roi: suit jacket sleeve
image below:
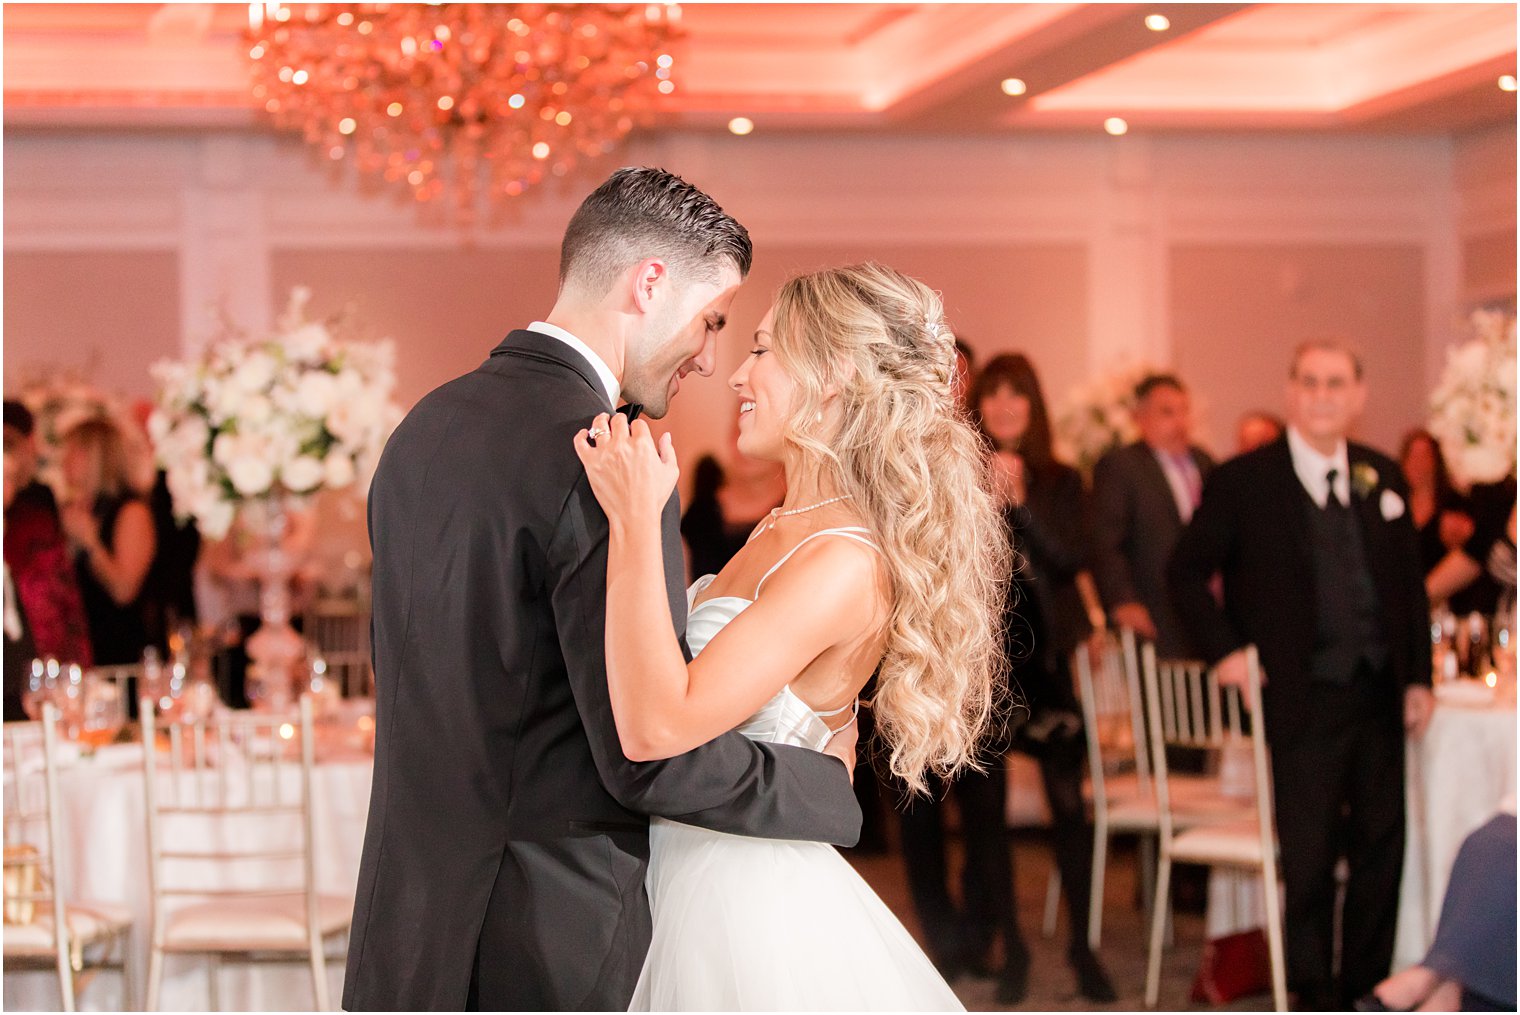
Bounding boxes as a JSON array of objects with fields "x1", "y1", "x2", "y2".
[
  {"x1": 1386, "y1": 470, "x2": 1433, "y2": 690},
  {"x1": 547, "y1": 474, "x2": 862, "y2": 847},
  {"x1": 1090, "y1": 452, "x2": 1140, "y2": 609},
  {"x1": 1167, "y1": 467, "x2": 1244, "y2": 666}
]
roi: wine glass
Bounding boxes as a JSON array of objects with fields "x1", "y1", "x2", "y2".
[
  {"x1": 77, "y1": 672, "x2": 126, "y2": 749},
  {"x1": 21, "y1": 658, "x2": 53, "y2": 720},
  {"x1": 53, "y1": 663, "x2": 85, "y2": 740}
]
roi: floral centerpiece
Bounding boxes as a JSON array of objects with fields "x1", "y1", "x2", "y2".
[
  {"x1": 149, "y1": 286, "x2": 402, "y2": 707},
  {"x1": 1427, "y1": 308, "x2": 1517, "y2": 488},
  {"x1": 149, "y1": 287, "x2": 401, "y2": 539},
  {"x1": 1054, "y1": 361, "x2": 1158, "y2": 476}
]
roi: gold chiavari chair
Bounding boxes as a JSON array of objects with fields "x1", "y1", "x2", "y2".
[
  {"x1": 3, "y1": 703, "x2": 134, "y2": 1010},
  {"x1": 140, "y1": 695, "x2": 352, "y2": 1011},
  {"x1": 1140, "y1": 644, "x2": 1287, "y2": 1012}
]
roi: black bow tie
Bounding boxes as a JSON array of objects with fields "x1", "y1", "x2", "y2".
[{"x1": 618, "y1": 403, "x2": 643, "y2": 423}]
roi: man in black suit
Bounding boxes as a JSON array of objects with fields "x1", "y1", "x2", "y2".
[
  {"x1": 344, "y1": 168, "x2": 861, "y2": 1012},
  {"x1": 1169, "y1": 341, "x2": 1433, "y2": 1010},
  {"x1": 1091, "y1": 374, "x2": 1214, "y2": 658}
]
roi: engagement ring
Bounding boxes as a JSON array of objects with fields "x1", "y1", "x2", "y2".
[{"x1": 587, "y1": 427, "x2": 611, "y2": 441}]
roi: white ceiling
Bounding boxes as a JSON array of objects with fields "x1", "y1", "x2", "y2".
[{"x1": 3, "y1": 3, "x2": 1514, "y2": 134}]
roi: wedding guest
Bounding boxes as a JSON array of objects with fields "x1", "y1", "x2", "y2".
[
  {"x1": 1236, "y1": 410, "x2": 1284, "y2": 455},
  {"x1": 1091, "y1": 373, "x2": 1214, "y2": 657},
  {"x1": 4, "y1": 446, "x2": 36, "y2": 721},
  {"x1": 679, "y1": 423, "x2": 784, "y2": 581},
  {"x1": 1356, "y1": 812, "x2": 1516, "y2": 1012},
  {"x1": 59, "y1": 418, "x2": 156, "y2": 665},
  {"x1": 897, "y1": 353, "x2": 1115, "y2": 1003},
  {"x1": 1170, "y1": 340, "x2": 1432, "y2": 1011},
  {"x1": 2, "y1": 400, "x2": 92, "y2": 666},
  {"x1": 1398, "y1": 430, "x2": 1489, "y2": 613},
  {"x1": 1426, "y1": 477, "x2": 1517, "y2": 613},
  {"x1": 130, "y1": 400, "x2": 201, "y2": 654}
]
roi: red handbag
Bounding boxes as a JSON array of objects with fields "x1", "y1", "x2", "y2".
[{"x1": 1190, "y1": 928, "x2": 1273, "y2": 1004}]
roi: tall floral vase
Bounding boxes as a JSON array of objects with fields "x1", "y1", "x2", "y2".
[{"x1": 242, "y1": 496, "x2": 306, "y2": 711}]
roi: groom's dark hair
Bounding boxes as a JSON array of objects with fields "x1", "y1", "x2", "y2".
[{"x1": 559, "y1": 167, "x2": 753, "y2": 298}]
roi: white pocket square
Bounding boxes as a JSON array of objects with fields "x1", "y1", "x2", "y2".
[{"x1": 1380, "y1": 489, "x2": 1406, "y2": 521}]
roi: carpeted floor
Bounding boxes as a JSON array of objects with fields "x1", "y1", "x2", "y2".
[{"x1": 844, "y1": 831, "x2": 1275, "y2": 1012}]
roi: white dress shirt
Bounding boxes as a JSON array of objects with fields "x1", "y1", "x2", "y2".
[
  {"x1": 529, "y1": 320, "x2": 621, "y2": 408},
  {"x1": 1287, "y1": 426, "x2": 1351, "y2": 508},
  {"x1": 1152, "y1": 446, "x2": 1203, "y2": 523}
]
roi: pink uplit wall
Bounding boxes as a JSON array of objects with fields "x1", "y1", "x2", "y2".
[
  {"x1": 1456, "y1": 125, "x2": 1517, "y2": 307},
  {"x1": 4, "y1": 128, "x2": 1508, "y2": 504},
  {"x1": 270, "y1": 247, "x2": 563, "y2": 409},
  {"x1": 4, "y1": 250, "x2": 180, "y2": 398},
  {"x1": 1169, "y1": 243, "x2": 1426, "y2": 455}
]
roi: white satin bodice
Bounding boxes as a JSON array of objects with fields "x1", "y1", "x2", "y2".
[{"x1": 686, "y1": 574, "x2": 840, "y2": 753}]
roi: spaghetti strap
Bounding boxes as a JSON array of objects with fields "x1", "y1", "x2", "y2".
[{"x1": 754, "y1": 527, "x2": 878, "y2": 599}]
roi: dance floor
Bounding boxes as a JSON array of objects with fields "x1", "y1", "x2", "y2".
[{"x1": 845, "y1": 832, "x2": 1268, "y2": 1012}]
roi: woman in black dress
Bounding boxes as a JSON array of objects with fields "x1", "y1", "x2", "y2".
[{"x1": 58, "y1": 418, "x2": 156, "y2": 665}]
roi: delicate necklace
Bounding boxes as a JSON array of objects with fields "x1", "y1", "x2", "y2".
[{"x1": 759, "y1": 494, "x2": 853, "y2": 532}]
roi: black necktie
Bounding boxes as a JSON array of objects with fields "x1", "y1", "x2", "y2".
[
  {"x1": 618, "y1": 403, "x2": 643, "y2": 423},
  {"x1": 1325, "y1": 468, "x2": 1343, "y2": 510}
]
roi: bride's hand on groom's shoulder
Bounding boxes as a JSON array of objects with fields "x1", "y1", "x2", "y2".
[{"x1": 573, "y1": 411, "x2": 681, "y2": 525}]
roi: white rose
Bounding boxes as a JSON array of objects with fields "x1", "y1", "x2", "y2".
[
  {"x1": 207, "y1": 380, "x2": 246, "y2": 424},
  {"x1": 227, "y1": 455, "x2": 274, "y2": 497},
  {"x1": 211, "y1": 432, "x2": 241, "y2": 467},
  {"x1": 234, "y1": 351, "x2": 277, "y2": 394},
  {"x1": 323, "y1": 451, "x2": 356, "y2": 489},
  {"x1": 281, "y1": 455, "x2": 325, "y2": 493},
  {"x1": 241, "y1": 394, "x2": 273, "y2": 426},
  {"x1": 294, "y1": 371, "x2": 337, "y2": 419},
  {"x1": 199, "y1": 498, "x2": 236, "y2": 540},
  {"x1": 282, "y1": 323, "x2": 330, "y2": 362}
]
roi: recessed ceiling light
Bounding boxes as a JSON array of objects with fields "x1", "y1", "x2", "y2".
[
  {"x1": 1104, "y1": 117, "x2": 1129, "y2": 136},
  {"x1": 1144, "y1": 13, "x2": 1170, "y2": 31},
  {"x1": 1000, "y1": 78, "x2": 1027, "y2": 97},
  {"x1": 1500, "y1": 75, "x2": 1518, "y2": 93},
  {"x1": 728, "y1": 117, "x2": 755, "y2": 136}
]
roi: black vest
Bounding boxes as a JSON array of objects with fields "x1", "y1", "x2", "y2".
[{"x1": 1305, "y1": 489, "x2": 1388, "y2": 683}]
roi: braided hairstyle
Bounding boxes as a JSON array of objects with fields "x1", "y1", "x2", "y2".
[{"x1": 769, "y1": 262, "x2": 1010, "y2": 794}]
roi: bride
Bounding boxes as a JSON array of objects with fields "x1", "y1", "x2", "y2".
[{"x1": 574, "y1": 262, "x2": 1010, "y2": 1010}]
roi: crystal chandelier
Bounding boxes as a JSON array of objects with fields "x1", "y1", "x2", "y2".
[{"x1": 246, "y1": 4, "x2": 681, "y2": 218}]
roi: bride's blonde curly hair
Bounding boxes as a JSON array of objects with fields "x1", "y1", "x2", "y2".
[{"x1": 770, "y1": 262, "x2": 1010, "y2": 795}]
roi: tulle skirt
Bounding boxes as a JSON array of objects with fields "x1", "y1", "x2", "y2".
[{"x1": 629, "y1": 818, "x2": 964, "y2": 1011}]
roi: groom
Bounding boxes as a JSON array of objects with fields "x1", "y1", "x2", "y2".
[{"x1": 344, "y1": 168, "x2": 862, "y2": 1011}]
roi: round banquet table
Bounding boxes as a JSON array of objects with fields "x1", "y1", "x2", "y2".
[
  {"x1": 1392, "y1": 682, "x2": 1517, "y2": 970},
  {"x1": 5, "y1": 731, "x2": 373, "y2": 1011}
]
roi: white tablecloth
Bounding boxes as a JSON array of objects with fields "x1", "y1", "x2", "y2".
[
  {"x1": 1393, "y1": 690, "x2": 1517, "y2": 969},
  {"x1": 5, "y1": 740, "x2": 372, "y2": 1011}
]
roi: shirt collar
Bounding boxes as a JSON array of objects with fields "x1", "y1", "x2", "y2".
[
  {"x1": 529, "y1": 320, "x2": 620, "y2": 408},
  {"x1": 1286, "y1": 426, "x2": 1350, "y2": 507}
]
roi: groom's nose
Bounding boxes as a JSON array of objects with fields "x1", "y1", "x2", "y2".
[{"x1": 690, "y1": 330, "x2": 717, "y2": 378}]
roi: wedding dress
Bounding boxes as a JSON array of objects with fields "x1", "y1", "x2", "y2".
[{"x1": 629, "y1": 529, "x2": 964, "y2": 1011}]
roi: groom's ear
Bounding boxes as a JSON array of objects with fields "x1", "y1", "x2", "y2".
[{"x1": 629, "y1": 258, "x2": 669, "y2": 314}]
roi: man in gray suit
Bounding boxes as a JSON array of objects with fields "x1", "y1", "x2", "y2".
[{"x1": 1090, "y1": 374, "x2": 1214, "y2": 658}]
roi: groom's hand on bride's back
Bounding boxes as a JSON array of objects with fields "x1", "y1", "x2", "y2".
[{"x1": 822, "y1": 719, "x2": 859, "y2": 783}]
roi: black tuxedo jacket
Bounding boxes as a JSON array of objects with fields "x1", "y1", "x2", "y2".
[
  {"x1": 343, "y1": 330, "x2": 860, "y2": 1011},
  {"x1": 1090, "y1": 440, "x2": 1214, "y2": 657},
  {"x1": 1167, "y1": 435, "x2": 1431, "y2": 742}
]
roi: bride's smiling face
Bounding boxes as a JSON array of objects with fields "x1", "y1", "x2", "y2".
[{"x1": 728, "y1": 307, "x2": 795, "y2": 462}]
